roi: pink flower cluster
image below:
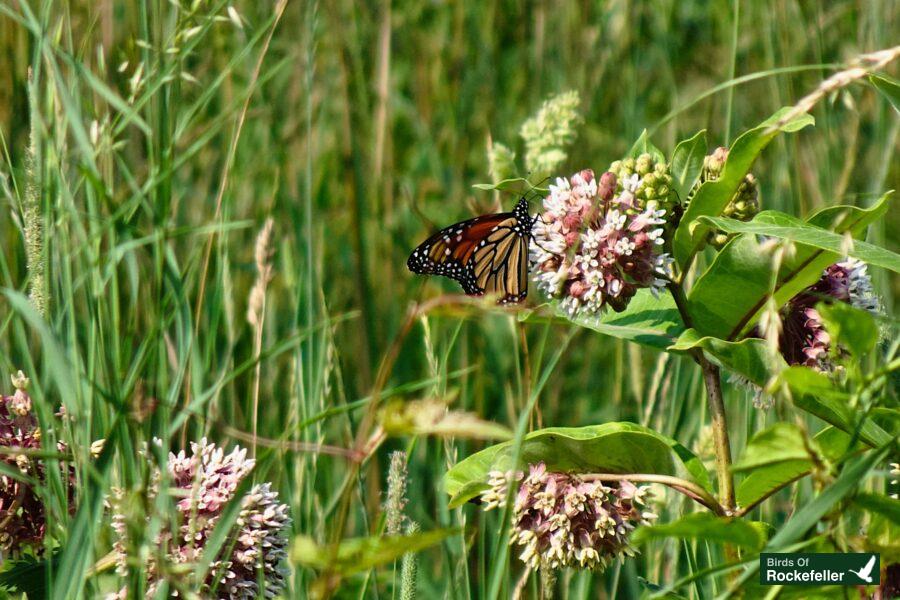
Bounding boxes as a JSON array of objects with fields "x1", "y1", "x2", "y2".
[
  {"x1": 481, "y1": 463, "x2": 656, "y2": 571},
  {"x1": 530, "y1": 169, "x2": 671, "y2": 315},
  {"x1": 777, "y1": 259, "x2": 879, "y2": 368},
  {"x1": 110, "y1": 438, "x2": 290, "y2": 599}
]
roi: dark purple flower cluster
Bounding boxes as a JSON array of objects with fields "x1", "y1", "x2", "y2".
[
  {"x1": 0, "y1": 372, "x2": 75, "y2": 555},
  {"x1": 776, "y1": 259, "x2": 879, "y2": 368}
]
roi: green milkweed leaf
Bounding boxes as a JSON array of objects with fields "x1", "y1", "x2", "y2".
[
  {"x1": 779, "y1": 367, "x2": 893, "y2": 447},
  {"x1": 731, "y1": 424, "x2": 856, "y2": 510},
  {"x1": 528, "y1": 289, "x2": 685, "y2": 350},
  {"x1": 764, "y1": 444, "x2": 891, "y2": 550},
  {"x1": 443, "y1": 422, "x2": 709, "y2": 508},
  {"x1": 627, "y1": 129, "x2": 666, "y2": 163},
  {"x1": 669, "y1": 329, "x2": 786, "y2": 387},
  {"x1": 815, "y1": 301, "x2": 879, "y2": 359},
  {"x1": 699, "y1": 211, "x2": 900, "y2": 274},
  {"x1": 669, "y1": 129, "x2": 708, "y2": 201}
]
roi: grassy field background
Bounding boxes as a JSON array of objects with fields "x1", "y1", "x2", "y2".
[{"x1": 0, "y1": 0, "x2": 897, "y2": 597}]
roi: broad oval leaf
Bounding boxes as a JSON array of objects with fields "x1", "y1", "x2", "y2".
[
  {"x1": 669, "y1": 329, "x2": 786, "y2": 387},
  {"x1": 672, "y1": 107, "x2": 814, "y2": 269},
  {"x1": 669, "y1": 129, "x2": 707, "y2": 201},
  {"x1": 632, "y1": 513, "x2": 768, "y2": 551},
  {"x1": 733, "y1": 423, "x2": 813, "y2": 510},
  {"x1": 686, "y1": 194, "x2": 890, "y2": 340},
  {"x1": 732, "y1": 423, "x2": 812, "y2": 473},
  {"x1": 443, "y1": 422, "x2": 709, "y2": 508},
  {"x1": 528, "y1": 289, "x2": 684, "y2": 350}
]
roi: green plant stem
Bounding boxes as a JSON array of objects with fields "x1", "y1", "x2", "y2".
[
  {"x1": 667, "y1": 281, "x2": 735, "y2": 513},
  {"x1": 581, "y1": 473, "x2": 726, "y2": 516},
  {"x1": 668, "y1": 279, "x2": 738, "y2": 569},
  {"x1": 696, "y1": 357, "x2": 735, "y2": 514}
]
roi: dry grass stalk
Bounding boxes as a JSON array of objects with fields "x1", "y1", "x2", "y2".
[
  {"x1": 248, "y1": 217, "x2": 275, "y2": 457},
  {"x1": 768, "y1": 45, "x2": 900, "y2": 133}
]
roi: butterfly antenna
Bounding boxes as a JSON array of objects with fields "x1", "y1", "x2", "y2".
[{"x1": 522, "y1": 176, "x2": 551, "y2": 202}]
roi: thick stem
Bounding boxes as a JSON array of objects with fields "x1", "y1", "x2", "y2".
[
  {"x1": 581, "y1": 473, "x2": 726, "y2": 516},
  {"x1": 668, "y1": 280, "x2": 735, "y2": 511},
  {"x1": 697, "y1": 354, "x2": 736, "y2": 513}
]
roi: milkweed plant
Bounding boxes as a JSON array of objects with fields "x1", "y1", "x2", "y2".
[
  {"x1": 0, "y1": 2, "x2": 898, "y2": 596},
  {"x1": 443, "y1": 83, "x2": 900, "y2": 593}
]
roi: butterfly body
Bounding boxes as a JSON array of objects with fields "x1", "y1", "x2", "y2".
[{"x1": 407, "y1": 198, "x2": 533, "y2": 304}]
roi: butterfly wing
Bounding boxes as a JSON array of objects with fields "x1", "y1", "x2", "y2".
[
  {"x1": 469, "y1": 216, "x2": 530, "y2": 303},
  {"x1": 407, "y1": 201, "x2": 531, "y2": 303}
]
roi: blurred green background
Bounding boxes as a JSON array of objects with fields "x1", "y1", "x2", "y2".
[{"x1": 0, "y1": 0, "x2": 897, "y2": 597}]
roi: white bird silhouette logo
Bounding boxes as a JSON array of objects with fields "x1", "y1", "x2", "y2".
[{"x1": 848, "y1": 555, "x2": 877, "y2": 583}]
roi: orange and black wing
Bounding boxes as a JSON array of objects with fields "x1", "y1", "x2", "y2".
[{"x1": 407, "y1": 199, "x2": 533, "y2": 303}]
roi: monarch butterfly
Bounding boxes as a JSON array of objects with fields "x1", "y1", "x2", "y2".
[{"x1": 407, "y1": 198, "x2": 534, "y2": 304}]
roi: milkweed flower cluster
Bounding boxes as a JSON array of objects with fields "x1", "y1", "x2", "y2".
[
  {"x1": 530, "y1": 166, "x2": 673, "y2": 315},
  {"x1": 480, "y1": 463, "x2": 656, "y2": 571},
  {"x1": 745, "y1": 258, "x2": 880, "y2": 409},
  {"x1": 776, "y1": 259, "x2": 879, "y2": 368},
  {"x1": 109, "y1": 438, "x2": 290, "y2": 599},
  {"x1": 0, "y1": 372, "x2": 75, "y2": 555}
]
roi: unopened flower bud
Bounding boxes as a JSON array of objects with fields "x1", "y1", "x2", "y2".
[
  {"x1": 10, "y1": 371, "x2": 29, "y2": 391},
  {"x1": 90, "y1": 439, "x2": 106, "y2": 458},
  {"x1": 704, "y1": 146, "x2": 728, "y2": 178},
  {"x1": 635, "y1": 154, "x2": 653, "y2": 175},
  {"x1": 598, "y1": 171, "x2": 617, "y2": 200}
]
